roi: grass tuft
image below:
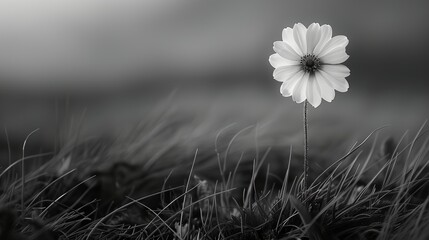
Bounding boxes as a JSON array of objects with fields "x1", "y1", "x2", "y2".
[{"x1": 1, "y1": 107, "x2": 429, "y2": 239}]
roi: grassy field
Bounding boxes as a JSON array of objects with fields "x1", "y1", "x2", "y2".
[{"x1": 1, "y1": 93, "x2": 429, "y2": 240}]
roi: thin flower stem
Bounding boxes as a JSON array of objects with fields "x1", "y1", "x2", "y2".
[{"x1": 303, "y1": 100, "x2": 309, "y2": 200}]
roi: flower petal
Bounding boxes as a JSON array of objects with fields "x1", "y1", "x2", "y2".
[
  {"x1": 269, "y1": 53, "x2": 299, "y2": 68},
  {"x1": 315, "y1": 71, "x2": 335, "y2": 102},
  {"x1": 273, "y1": 65, "x2": 301, "y2": 82},
  {"x1": 313, "y1": 24, "x2": 332, "y2": 56},
  {"x1": 317, "y1": 35, "x2": 349, "y2": 58},
  {"x1": 273, "y1": 41, "x2": 301, "y2": 61},
  {"x1": 280, "y1": 70, "x2": 304, "y2": 96},
  {"x1": 280, "y1": 82, "x2": 292, "y2": 97},
  {"x1": 320, "y1": 47, "x2": 349, "y2": 64},
  {"x1": 306, "y1": 75, "x2": 322, "y2": 108},
  {"x1": 306, "y1": 23, "x2": 321, "y2": 54},
  {"x1": 293, "y1": 23, "x2": 308, "y2": 55},
  {"x1": 292, "y1": 72, "x2": 309, "y2": 103},
  {"x1": 282, "y1": 27, "x2": 302, "y2": 55},
  {"x1": 321, "y1": 64, "x2": 350, "y2": 78},
  {"x1": 319, "y1": 70, "x2": 349, "y2": 92}
]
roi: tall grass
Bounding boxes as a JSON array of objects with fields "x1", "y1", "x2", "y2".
[{"x1": 0, "y1": 103, "x2": 428, "y2": 239}]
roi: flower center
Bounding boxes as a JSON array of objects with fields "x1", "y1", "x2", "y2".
[{"x1": 300, "y1": 54, "x2": 321, "y2": 73}]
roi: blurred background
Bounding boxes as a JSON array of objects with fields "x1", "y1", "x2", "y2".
[{"x1": 0, "y1": 0, "x2": 428, "y2": 172}]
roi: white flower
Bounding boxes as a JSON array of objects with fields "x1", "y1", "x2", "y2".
[{"x1": 269, "y1": 23, "x2": 350, "y2": 108}]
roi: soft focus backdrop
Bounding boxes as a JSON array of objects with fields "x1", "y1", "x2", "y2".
[{"x1": 0, "y1": 0, "x2": 428, "y2": 166}]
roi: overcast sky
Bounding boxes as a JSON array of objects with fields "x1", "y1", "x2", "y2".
[{"x1": 0, "y1": 0, "x2": 428, "y2": 92}]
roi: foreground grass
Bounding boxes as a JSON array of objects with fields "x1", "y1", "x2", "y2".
[{"x1": 1, "y1": 107, "x2": 429, "y2": 240}]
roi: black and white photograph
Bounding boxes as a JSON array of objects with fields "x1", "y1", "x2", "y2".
[{"x1": 1, "y1": 1, "x2": 429, "y2": 239}]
